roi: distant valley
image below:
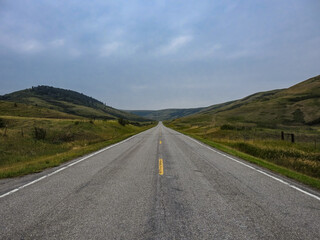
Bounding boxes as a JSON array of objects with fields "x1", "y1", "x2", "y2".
[
  {"x1": 126, "y1": 108, "x2": 204, "y2": 121},
  {"x1": 128, "y1": 75, "x2": 320, "y2": 126}
]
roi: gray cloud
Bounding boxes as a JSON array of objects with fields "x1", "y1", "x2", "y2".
[{"x1": 0, "y1": 0, "x2": 319, "y2": 109}]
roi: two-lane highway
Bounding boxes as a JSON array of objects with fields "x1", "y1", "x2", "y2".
[{"x1": 1, "y1": 123, "x2": 319, "y2": 239}]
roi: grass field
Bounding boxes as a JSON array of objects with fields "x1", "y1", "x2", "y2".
[
  {"x1": 165, "y1": 120, "x2": 320, "y2": 190},
  {"x1": 0, "y1": 115, "x2": 155, "y2": 178}
]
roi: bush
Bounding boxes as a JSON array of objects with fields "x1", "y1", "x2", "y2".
[
  {"x1": 130, "y1": 122, "x2": 141, "y2": 126},
  {"x1": 118, "y1": 118, "x2": 129, "y2": 126},
  {"x1": 0, "y1": 118, "x2": 5, "y2": 128},
  {"x1": 58, "y1": 132, "x2": 75, "y2": 142},
  {"x1": 33, "y1": 127, "x2": 46, "y2": 140},
  {"x1": 220, "y1": 124, "x2": 236, "y2": 130},
  {"x1": 220, "y1": 124, "x2": 249, "y2": 131}
]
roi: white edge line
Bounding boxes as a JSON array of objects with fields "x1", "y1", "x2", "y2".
[
  {"x1": 170, "y1": 128, "x2": 320, "y2": 202},
  {"x1": 0, "y1": 129, "x2": 149, "y2": 199}
]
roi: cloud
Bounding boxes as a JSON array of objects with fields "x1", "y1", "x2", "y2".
[
  {"x1": 50, "y1": 39, "x2": 65, "y2": 48},
  {"x1": 99, "y1": 41, "x2": 139, "y2": 58},
  {"x1": 0, "y1": 33, "x2": 44, "y2": 54},
  {"x1": 0, "y1": 34, "x2": 66, "y2": 54},
  {"x1": 18, "y1": 39, "x2": 44, "y2": 53},
  {"x1": 187, "y1": 44, "x2": 222, "y2": 60},
  {"x1": 68, "y1": 48, "x2": 81, "y2": 57},
  {"x1": 100, "y1": 42, "x2": 122, "y2": 57},
  {"x1": 130, "y1": 84, "x2": 151, "y2": 92},
  {"x1": 0, "y1": 0, "x2": 319, "y2": 110},
  {"x1": 226, "y1": 49, "x2": 253, "y2": 60},
  {"x1": 157, "y1": 35, "x2": 193, "y2": 55}
]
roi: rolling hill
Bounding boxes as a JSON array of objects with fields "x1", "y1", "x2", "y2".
[
  {"x1": 0, "y1": 86, "x2": 148, "y2": 121},
  {"x1": 126, "y1": 107, "x2": 205, "y2": 121},
  {"x1": 0, "y1": 85, "x2": 155, "y2": 178},
  {"x1": 165, "y1": 75, "x2": 320, "y2": 188},
  {"x1": 170, "y1": 75, "x2": 320, "y2": 127}
]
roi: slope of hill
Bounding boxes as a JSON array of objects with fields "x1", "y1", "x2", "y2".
[
  {"x1": 0, "y1": 100, "x2": 81, "y2": 119},
  {"x1": 165, "y1": 75, "x2": 320, "y2": 188},
  {"x1": 0, "y1": 86, "x2": 147, "y2": 121},
  {"x1": 174, "y1": 75, "x2": 320, "y2": 127},
  {"x1": 126, "y1": 107, "x2": 205, "y2": 121}
]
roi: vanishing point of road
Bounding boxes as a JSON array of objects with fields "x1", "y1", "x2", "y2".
[{"x1": 0, "y1": 123, "x2": 319, "y2": 239}]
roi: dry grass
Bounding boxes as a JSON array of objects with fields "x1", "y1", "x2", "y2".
[
  {"x1": 0, "y1": 116, "x2": 155, "y2": 178},
  {"x1": 165, "y1": 120, "x2": 320, "y2": 189}
]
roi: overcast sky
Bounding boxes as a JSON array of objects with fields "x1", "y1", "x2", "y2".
[{"x1": 0, "y1": 0, "x2": 319, "y2": 110}]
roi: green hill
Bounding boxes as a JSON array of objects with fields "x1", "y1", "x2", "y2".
[
  {"x1": 0, "y1": 86, "x2": 148, "y2": 121},
  {"x1": 126, "y1": 107, "x2": 205, "y2": 121},
  {"x1": 174, "y1": 75, "x2": 320, "y2": 127},
  {"x1": 0, "y1": 100, "x2": 80, "y2": 119},
  {"x1": 165, "y1": 75, "x2": 320, "y2": 189},
  {"x1": 0, "y1": 86, "x2": 155, "y2": 178}
]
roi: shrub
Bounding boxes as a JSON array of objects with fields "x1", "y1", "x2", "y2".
[
  {"x1": 58, "y1": 132, "x2": 75, "y2": 142},
  {"x1": 0, "y1": 118, "x2": 5, "y2": 128},
  {"x1": 130, "y1": 122, "x2": 141, "y2": 126},
  {"x1": 118, "y1": 118, "x2": 129, "y2": 126},
  {"x1": 292, "y1": 109, "x2": 305, "y2": 123},
  {"x1": 220, "y1": 124, "x2": 236, "y2": 130},
  {"x1": 33, "y1": 127, "x2": 46, "y2": 140}
]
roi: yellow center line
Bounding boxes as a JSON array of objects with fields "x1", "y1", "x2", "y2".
[
  {"x1": 159, "y1": 140, "x2": 162, "y2": 144},
  {"x1": 159, "y1": 158, "x2": 164, "y2": 175}
]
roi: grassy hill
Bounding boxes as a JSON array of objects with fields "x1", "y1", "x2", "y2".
[
  {"x1": 126, "y1": 107, "x2": 204, "y2": 121},
  {"x1": 129, "y1": 75, "x2": 320, "y2": 123},
  {"x1": 0, "y1": 86, "x2": 148, "y2": 121},
  {"x1": 176, "y1": 75, "x2": 320, "y2": 127},
  {"x1": 0, "y1": 85, "x2": 155, "y2": 178},
  {"x1": 0, "y1": 100, "x2": 81, "y2": 119},
  {"x1": 165, "y1": 75, "x2": 320, "y2": 189}
]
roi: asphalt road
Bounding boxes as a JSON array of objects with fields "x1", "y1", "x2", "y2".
[{"x1": 0, "y1": 123, "x2": 319, "y2": 239}]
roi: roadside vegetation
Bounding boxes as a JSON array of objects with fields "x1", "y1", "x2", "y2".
[
  {"x1": 0, "y1": 86, "x2": 156, "y2": 178},
  {"x1": 0, "y1": 115, "x2": 155, "y2": 178},
  {"x1": 165, "y1": 121, "x2": 320, "y2": 190},
  {"x1": 164, "y1": 76, "x2": 320, "y2": 190}
]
